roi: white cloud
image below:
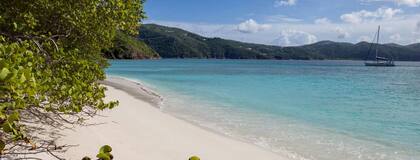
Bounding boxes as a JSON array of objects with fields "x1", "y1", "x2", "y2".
[
  {"x1": 237, "y1": 19, "x2": 271, "y2": 33},
  {"x1": 336, "y1": 27, "x2": 351, "y2": 39},
  {"x1": 389, "y1": 33, "x2": 402, "y2": 42},
  {"x1": 392, "y1": 0, "x2": 420, "y2": 6},
  {"x1": 394, "y1": 0, "x2": 420, "y2": 6},
  {"x1": 314, "y1": 18, "x2": 332, "y2": 25},
  {"x1": 274, "y1": 0, "x2": 297, "y2": 7},
  {"x1": 363, "y1": 0, "x2": 420, "y2": 7},
  {"x1": 265, "y1": 15, "x2": 302, "y2": 23},
  {"x1": 358, "y1": 36, "x2": 372, "y2": 42},
  {"x1": 272, "y1": 30, "x2": 317, "y2": 46},
  {"x1": 146, "y1": 12, "x2": 420, "y2": 46},
  {"x1": 340, "y1": 7, "x2": 403, "y2": 24}
]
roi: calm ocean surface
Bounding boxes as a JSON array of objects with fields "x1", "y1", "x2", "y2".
[{"x1": 107, "y1": 60, "x2": 420, "y2": 160}]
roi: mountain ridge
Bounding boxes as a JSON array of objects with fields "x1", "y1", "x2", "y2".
[{"x1": 117, "y1": 23, "x2": 420, "y2": 61}]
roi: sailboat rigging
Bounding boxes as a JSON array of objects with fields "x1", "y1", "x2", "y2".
[{"x1": 364, "y1": 26, "x2": 396, "y2": 67}]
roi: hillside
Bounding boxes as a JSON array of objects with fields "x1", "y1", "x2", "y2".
[
  {"x1": 104, "y1": 31, "x2": 160, "y2": 59},
  {"x1": 138, "y1": 24, "x2": 324, "y2": 60},
  {"x1": 137, "y1": 24, "x2": 420, "y2": 61},
  {"x1": 300, "y1": 41, "x2": 420, "y2": 61},
  {"x1": 407, "y1": 43, "x2": 420, "y2": 51}
]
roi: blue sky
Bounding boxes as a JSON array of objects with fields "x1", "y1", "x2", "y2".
[{"x1": 144, "y1": 0, "x2": 420, "y2": 46}]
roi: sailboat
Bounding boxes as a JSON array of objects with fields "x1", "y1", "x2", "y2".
[{"x1": 364, "y1": 26, "x2": 396, "y2": 67}]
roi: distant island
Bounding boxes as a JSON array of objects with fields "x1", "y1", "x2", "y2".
[{"x1": 104, "y1": 24, "x2": 420, "y2": 61}]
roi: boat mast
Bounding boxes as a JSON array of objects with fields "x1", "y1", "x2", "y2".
[{"x1": 375, "y1": 26, "x2": 380, "y2": 59}]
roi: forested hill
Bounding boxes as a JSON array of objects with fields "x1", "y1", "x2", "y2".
[
  {"x1": 133, "y1": 24, "x2": 420, "y2": 61},
  {"x1": 103, "y1": 31, "x2": 160, "y2": 59}
]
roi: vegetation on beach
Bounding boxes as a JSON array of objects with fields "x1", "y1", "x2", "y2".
[
  {"x1": 82, "y1": 145, "x2": 114, "y2": 160},
  {"x1": 0, "y1": 0, "x2": 144, "y2": 158}
]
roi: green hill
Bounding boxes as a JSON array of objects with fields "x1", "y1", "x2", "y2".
[
  {"x1": 104, "y1": 31, "x2": 160, "y2": 59},
  {"x1": 138, "y1": 24, "x2": 324, "y2": 60},
  {"x1": 136, "y1": 24, "x2": 420, "y2": 61},
  {"x1": 407, "y1": 43, "x2": 420, "y2": 51},
  {"x1": 300, "y1": 41, "x2": 420, "y2": 61}
]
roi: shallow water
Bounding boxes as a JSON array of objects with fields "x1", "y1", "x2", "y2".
[{"x1": 107, "y1": 60, "x2": 420, "y2": 160}]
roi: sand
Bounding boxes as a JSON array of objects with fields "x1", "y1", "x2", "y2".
[{"x1": 56, "y1": 77, "x2": 289, "y2": 160}]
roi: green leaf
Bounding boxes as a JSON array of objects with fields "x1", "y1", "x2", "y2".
[
  {"x1": 2, "y1": 122, "x2": 13, "y2": 133},
  {"x1": 20, "y1": 73, "x2": 26, "y2": 83},
  {"x1": 0, "y1": 140, "x2": 5, "y2": 152},
  {"x1": 99, "y1": 145, "x2": 112, "y2": 153},
  {"x1": 96, "y1": 153, "x2": 110, "y2": 160},
  {"x1": 13, "y1": 22, "x2": 18, "y2": 29},
  {"x1": 0, "y1": 68, "x2": 10, "y2": 80},
  {"x1": 8, "y1": 112, "x2": 19, "y2": 122},
  {"x1": 189, "y1": 156, "x2": 201, "y2": 160}
]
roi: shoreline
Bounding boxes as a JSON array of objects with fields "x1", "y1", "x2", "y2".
[
  {"x1": 103, "y1": 76, "x2": 292, "y2": 157},
  {"x1": 100, "y1": 76, "x2": 164, "y2": 108},
  {"x1": 55, "y1": 76, "x2": 289, "y2": 160},
  {"x1": 102, "y1": 76, "x2": 291, "y2": 156}
]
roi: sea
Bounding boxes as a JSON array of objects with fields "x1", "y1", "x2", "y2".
[{"x1": 106, "y1": 59, "x2": 420, "y2": 160}]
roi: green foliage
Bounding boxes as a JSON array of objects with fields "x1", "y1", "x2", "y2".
[
  {"x1": 82, "y1": 145, "x2": 113, "y2": 160},
  {"x1": 103, "y1": 31, "x2": 159, "y2": 59},
  {"x1": 99, "y1": 145, "x2": 112, "y2": 153},
  {"x1": 0, "y1": 140, "x2": 5, "y2": 153},
  {"x1": 139, "y1": 24, "x2": 420, "y2": 61},
  {"x1": 96, "y1": 145, "x2": 113, "y2": 160},
  {"x1": 189, "y1": 156, "x2": 201, "y2": 160},
  {"x1": 0, "y1": 0, "x2": 145, "y2": 154}
]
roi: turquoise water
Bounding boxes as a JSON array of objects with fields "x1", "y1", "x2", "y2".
[{"x1": 107, "y1": 60, "x2": 420, "y2": 160}]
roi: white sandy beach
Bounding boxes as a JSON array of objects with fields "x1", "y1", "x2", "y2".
[{"x1": 55, "y1": 78, "x2": 288, "y2": 160}]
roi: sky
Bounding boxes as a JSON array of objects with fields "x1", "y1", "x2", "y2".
[{"x1": 144, "y1": 0, "x2": 420, "y2": 46}]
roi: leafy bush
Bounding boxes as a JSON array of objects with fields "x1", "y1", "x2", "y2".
[{"x1": 0, "y1": 0, "x2": 145, "y2": 158}]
